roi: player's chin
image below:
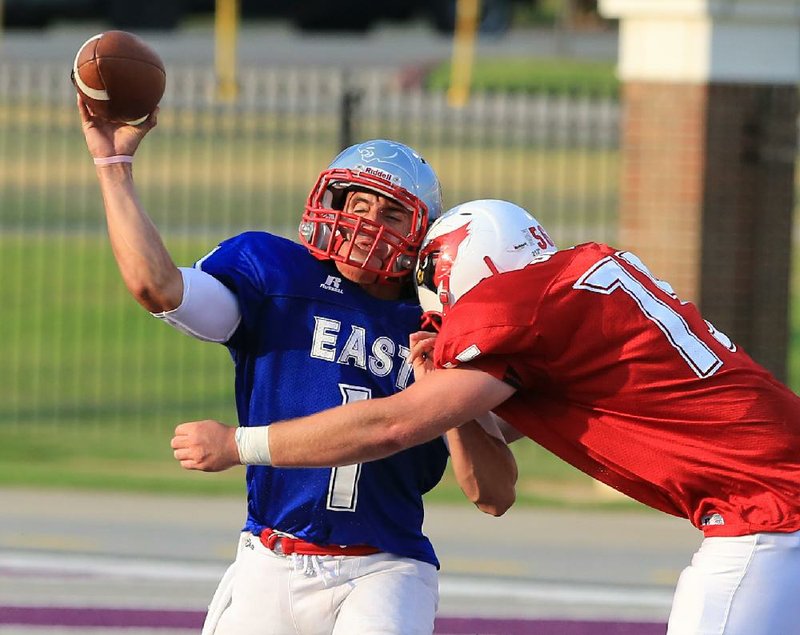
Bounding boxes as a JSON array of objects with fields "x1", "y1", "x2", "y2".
[{"x1": 334, "y1": 260, "x2": 381, "y2": 285}]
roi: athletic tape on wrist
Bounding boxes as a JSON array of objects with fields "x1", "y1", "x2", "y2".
[
  {"x1": 93, "y1": 155, "x2": 134, "y2": 166},
  {"x1": 235, "y1": 426, "x2": 272, "y2": 465}
]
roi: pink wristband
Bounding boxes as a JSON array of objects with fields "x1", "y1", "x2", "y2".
[{"x1": 93, "y1": 155, "x2": 134, "y2": 166}]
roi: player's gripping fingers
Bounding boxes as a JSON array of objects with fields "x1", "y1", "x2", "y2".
[
  {"x1": 408, "y1": 331, "x2": 437, "y2": 380},
  {"x1": 77, "y1": 93, "x2": 92, "y2": 122},
  {"x1": 171, "y1": 420, "x2": 210, "y2": 470},
  {"x1": 171, "y1": 435, "x2": 201, "y2": 471},
  {"x1": 172, "y1": 420, "x2": 198, "y2": 440},
  {"x1": 171, "y1": 446, "x2": 198, "y2": 470},
  {"x1": 408, "y1": 331, "x2": 436, "y2": 364},
  {"x1": 144, "y1": 106, "x2": 159, "y2": 130},
  {"x1": 409, "y1": 330, "x2": 437, "y2": 346}
]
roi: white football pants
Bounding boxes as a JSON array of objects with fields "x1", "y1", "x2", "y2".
[
  {"x1": 203, "y1": 532, "x2": 439, "y2": 635},
  {"x1": 668, "y1": 529, "x2": 800, "y2": 634}
]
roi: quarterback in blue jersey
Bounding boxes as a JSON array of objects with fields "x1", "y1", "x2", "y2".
[{"x1": 78, "y1": 95, "x2": 518, "y2": 635}]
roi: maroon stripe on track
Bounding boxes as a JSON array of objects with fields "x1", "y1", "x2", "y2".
[
  {"x1": 434, "y1": 617, "x2": 665, "y2": 634},
  {"x1": 0, "y1": 605, "x2": 665, "y2": 633},
  {"x1": 0, "y1": 606, "x2": 204, "y2": 629}
]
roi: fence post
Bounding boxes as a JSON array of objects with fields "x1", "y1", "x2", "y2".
[
  {"x1": 215, "y1": 0, "x2": 239, "y2": 102},
  {"x1": 339, "y1": 74, "x2": 362, "y2": 152}
]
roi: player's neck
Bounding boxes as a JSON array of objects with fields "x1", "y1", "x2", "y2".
[
  {"x1": 360, "y1": 281, "x2": 402, "y2": 301},
  {"x1": 334, "y1": 262, "x2": 404, "y2": 301}
]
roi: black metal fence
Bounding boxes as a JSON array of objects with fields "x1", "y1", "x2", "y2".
[{"x1": 0, "y1": 62, "x2": 793, "y2": 440}]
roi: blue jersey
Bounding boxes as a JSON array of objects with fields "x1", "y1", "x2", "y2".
[{"x1": 198, "y1": 232, "x2": 448, "y2": 567}]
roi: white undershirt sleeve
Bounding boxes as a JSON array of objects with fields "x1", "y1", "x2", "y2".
[{"x1": 151, "y1": 267, "x2": 242, "y2": 343}]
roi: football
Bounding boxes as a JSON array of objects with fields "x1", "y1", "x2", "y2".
[{"x1": 72, "y1": 30, "x2": 166, "y2": 125}]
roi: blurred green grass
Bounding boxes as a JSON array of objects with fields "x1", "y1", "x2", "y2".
[{"x1": 426, "y1": 58, "x2": 618, "y2": 95}]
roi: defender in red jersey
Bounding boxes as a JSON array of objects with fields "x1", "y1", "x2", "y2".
[{"x1": 174, "y1": 199, "x2": 800, "y2": 634}]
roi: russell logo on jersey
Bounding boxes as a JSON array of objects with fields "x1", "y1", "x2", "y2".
[
  {"x1": 320, "y1": 275, "x2": 344, "y2": 294},
  {"x1": 702, "y1": 513, "x2": 725, "y2": 526}
]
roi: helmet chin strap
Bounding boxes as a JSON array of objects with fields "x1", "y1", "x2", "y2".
[
  {"x1": 437, "y1": 281, "x2": 452, "y2": 313},
  {"x1": 420, "y1": 312, "x2": 442, "y2": 332},
  {"x1": 483, "y1": 256, "x2": 500, "y2": 275},
  {"x1": 433, "y1": 256, "x2": 499, "y2": 316},
  {"x1": 330, "y1": 229, "x2": 346, "y2": 255}
]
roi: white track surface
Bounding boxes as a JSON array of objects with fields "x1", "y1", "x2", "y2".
[{"x1": 0, "y1": 486, "x2": 701, "y2": 629}]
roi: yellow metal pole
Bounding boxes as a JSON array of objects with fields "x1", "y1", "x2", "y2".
[
  {"x1": 215, "y1": 0, "x2": 240, "y2": 102},
  {"x1": 447, "y1": 0, "x2": 481, "y2": 108}
]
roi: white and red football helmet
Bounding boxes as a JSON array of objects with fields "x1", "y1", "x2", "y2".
[
  {"x1": 415, "y1": 199, "x2": 557, "y2": 330},
  {"x1": 299, "y1": 139, "x2": 442, "y2": 284}
]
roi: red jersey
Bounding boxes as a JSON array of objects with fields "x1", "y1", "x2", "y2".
[{"x1": 434, "y1": 242, "x2": 800, "y2": 537}]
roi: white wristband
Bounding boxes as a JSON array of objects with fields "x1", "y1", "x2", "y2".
[
  {"x1": 93, "y1": 155, "x2": 134, "y2": 166},
  {"x1": 235, "y1": 426, "x2": 272, "y2": 465}
]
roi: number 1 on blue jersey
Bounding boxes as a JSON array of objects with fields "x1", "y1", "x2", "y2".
[{"x1": 326, "y1": 384, "x2": 371, "y2": 511}]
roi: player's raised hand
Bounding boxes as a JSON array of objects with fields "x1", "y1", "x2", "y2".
[
  {"x1": 408, "y1": 330, "x2": 437, "y2": 380},
  {"x1": 77, "y1": 94, "x2": 158, "y2": 161},
  {"x1": 171, "y1": 420, "x2": 240, "y2": 472}
]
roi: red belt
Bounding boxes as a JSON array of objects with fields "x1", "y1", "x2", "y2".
[{"x1": 259, "y1": 528, "x2": 380, "y2": 557}]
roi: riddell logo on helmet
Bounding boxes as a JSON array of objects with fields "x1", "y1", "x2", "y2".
[{"x1": 361, "y1": 166, "x2": 399, "y2": 185}]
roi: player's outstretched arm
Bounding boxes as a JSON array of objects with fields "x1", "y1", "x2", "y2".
[
  {"x1": 171, "y1": 366, "x2": 516, "y2": 472},
  {"x1": 268, "y1": 366, "x2": 515, "y2": 466},
  {"x1": 170, "y1": 367, "x2": 514, "y2": 472},
  {"x1": 77, "y1": 95, "x2": 182, "y2": 312}
]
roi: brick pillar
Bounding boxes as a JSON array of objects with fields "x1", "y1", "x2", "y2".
[
  {"x1": 619, "y1": 82, "x2": 706, "y2": 301},
  {"x1": 600, "y1": 0, "x2": 800, "y2": 381}
]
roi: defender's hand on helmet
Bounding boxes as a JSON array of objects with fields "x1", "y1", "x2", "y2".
[{"x1": 409, "y1": 331, "x2": 437, "y2": 380}]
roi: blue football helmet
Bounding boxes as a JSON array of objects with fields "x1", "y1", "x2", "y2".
[{"x1": 299, "y1": 139, "x2": 443, "y2": 284}]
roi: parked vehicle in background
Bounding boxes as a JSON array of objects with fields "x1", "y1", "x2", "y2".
[
  {"x1": 2, "y1": 0, "x2": 521, "y2": 34},
  {"x1": 285, "y1": 0, "x2": 516, "y2": 35},
  {"x1": 3, "y1": 0, "x2": 186, "y2": 29}
]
